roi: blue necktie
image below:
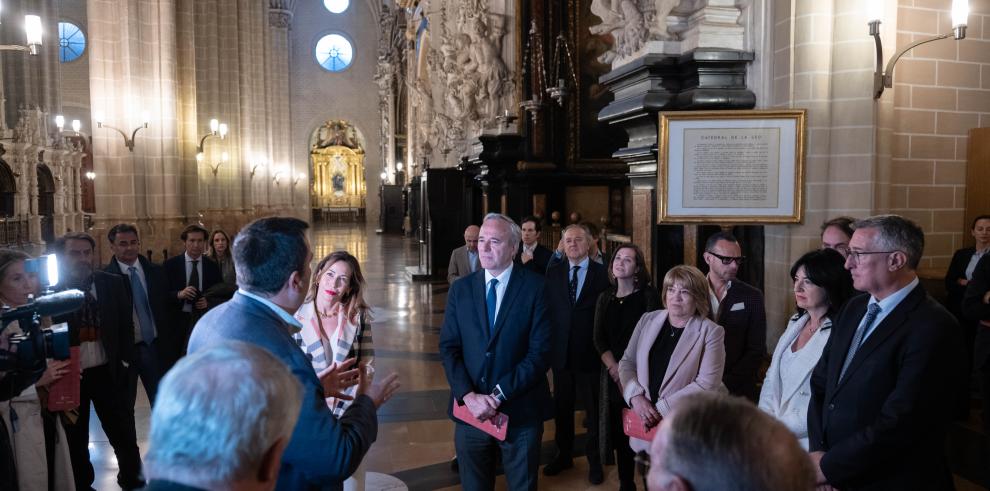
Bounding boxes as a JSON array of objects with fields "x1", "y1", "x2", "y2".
[
  {"x1": 839, "y1": 303, "x2": 882, "y2": 381},
  {"x1": 569, "y1": 265, "x2": 580, "y2": 305},
  {"x1": 129, "y1": 266, "x2": 156, "y2": 344},
  {"x1": 486, "y1": 278, "x2": 499, "y2": 336}
]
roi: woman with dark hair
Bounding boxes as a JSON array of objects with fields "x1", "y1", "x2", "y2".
[
  {"x1": 592, "y1": 244, "x2": 659, "y2": 491},
  {"x1": 759, "y1": 248, "x2": 853, "y2": 449},
  {"x1": 0, "y1": 248, "x2": 74, "y2": 490},
  {"x1": 293, "y1": 251, "x2": 374, "y2": 417}
]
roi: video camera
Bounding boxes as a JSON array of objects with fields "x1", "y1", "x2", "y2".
[{"x1": 0, "y1": 254, "x2": 84, "y2": 373}]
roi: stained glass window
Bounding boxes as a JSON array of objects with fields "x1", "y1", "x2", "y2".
[
  {"x1": 315, "y1": 34, "x2": 353, "y2": 72},
  {"x1": 58, "y1": 22, "x2": 85, "y2": 63},
  {"x1": 324, "y1": 0, "x2": 349, "y2": 14}
]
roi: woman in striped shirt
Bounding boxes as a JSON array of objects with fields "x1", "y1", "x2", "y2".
[{"x1": 293, "y1": 250, "x2": 374, "y2": 417}]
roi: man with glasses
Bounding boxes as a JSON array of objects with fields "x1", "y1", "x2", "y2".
[
  {"x1": 702, "y1": 231, "x2": 766, "y2": 401},
  {"x1": 808, "y1": 215, "x2": 964, "y2": 490}
]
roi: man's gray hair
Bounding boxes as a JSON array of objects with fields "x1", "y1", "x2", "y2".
[
  {"x1": 144, "y1": 342, "x2": 303, "y2": 486},
  {"x1": 853, "y1": 214, "x2": 925, "y2": 269},
  {"x1": 562, "y1": 223, "x2": 592, "y2": 241},
  {"x1": 661, "y1": 393, "x2": 815, "y2": 491},
  {"x1": 483, "y1": 213, "x2": 521, "y2": 248}
]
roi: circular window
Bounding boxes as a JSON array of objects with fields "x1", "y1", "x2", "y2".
[
  {"x1": 324, "y1": 0, "x2": 349, "y2": 14},
  {"x1": 58, "y1": 22, "x2": 86, "y2": 63},
  {"x1": 315, "y1": 34, "x2": 354, "y2": 72}
]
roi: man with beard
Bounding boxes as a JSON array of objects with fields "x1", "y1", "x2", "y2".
[{"x1": 53, "y1": 232, "x2": 145, "y2": 490}]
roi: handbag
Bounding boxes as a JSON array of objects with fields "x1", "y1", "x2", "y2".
[{"x1": 622, "y1": 408, "x2": 659, "y2": 441}]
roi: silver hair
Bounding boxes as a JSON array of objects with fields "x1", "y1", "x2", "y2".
[
  {"x1": 562, "y1": 223, "x2": 592, "y2": 241},
  {"x1": 482, "y1": 212, "x2": 521, "y2": 248},
  {"x1": 661, "y1": 393, "x2": 815, "y2": 491},
  {"x1": 853, "y1": 214, "x2": 925, "y2": 269},
  {"x1": 144, "y1": 342, "x2": 303, "y2": 486}
]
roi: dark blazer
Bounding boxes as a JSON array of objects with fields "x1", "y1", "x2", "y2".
[
  {"x1": 188, "y1": 292, "x2": 377, "y2": 491},
  {"x1": 514, "y1": 243, "x2": 553, "y2": 275},
  {"x1": 105, "y1": 255, "x2": 176, "y2": 366},
  {"x1": 963, "y1": 254, "x2": 990, "y2": 370},
  {"x1": 945, "y1": 247, "x2": 976, "y2": 317},
  {"x1": 544, "y1": 259, "x2": 611, "y2": 372},
  {"x1": 808, "y1": 284, "x2": 964, "y2": 490},
  {"x1": 439, "y1": 265, "x2": 552, "y2": 426},
  {"x1": 715, "y1": 280, "x2": 767, "y2": 401},
  {"x1": 163, "y1": 255, "x2": 222, "y2": 312},
  {"x1": 54, "y1": 271, "x2": 136, "y2": 381}
]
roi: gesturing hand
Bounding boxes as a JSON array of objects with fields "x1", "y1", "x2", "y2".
[
  {"x1": 630, "y1": 394, "x2": 660, "y2": 428},
  {"x1": 317, "y1": 358, "x2": 360, "y2": 400},
  {"x1": 359, "y1": 369, "x2": 400, "y2": 408}
]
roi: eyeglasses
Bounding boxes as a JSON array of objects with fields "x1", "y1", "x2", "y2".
[
  {"x1": 635, "y1": 451, "x2": 651, "y2": 490},
  {"x1": 846, "y1": 250, "x2": 897, "y2": 263},
  {"x1": 706, "y1": 251, "x2": 745, "y2": 265}
]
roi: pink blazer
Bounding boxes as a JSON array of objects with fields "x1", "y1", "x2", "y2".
[{"x1": 618, "y1": 309, "x2": 726, "y2": 448}]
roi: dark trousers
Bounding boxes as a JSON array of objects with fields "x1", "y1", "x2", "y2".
[
  {"x1": 978, "y1": 335, "x2": 990, "y2": 488},
  {"x1": 454, "y1": 421, "x2": 543, "y2": 491},
  {"x1": 607, "y1": 400, "x2": 636, "y2": 486},
  {"x1": 129, "y1": 341, "x2": 163, "y2": 407},
  {"x1": 66, "y1": 363, "x2": 143, "y2": 489},
  {"x1": 552, "y1": 368, "x2": 601, "y2": 466}
]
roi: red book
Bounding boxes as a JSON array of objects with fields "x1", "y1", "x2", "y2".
[
  {"x1": 622, "y1": 408, "x2": 659, "y2": 441},
  {"x1": 452, "y1": 401, "x2": 509, "y2": 441},
  {"x1": 47, "y1": 346, "x2": 80, "y2": 412}
]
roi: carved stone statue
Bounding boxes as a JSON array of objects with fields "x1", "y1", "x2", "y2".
[{"x1": 589, "y1": 0, "x2": 682, "y2": 64}]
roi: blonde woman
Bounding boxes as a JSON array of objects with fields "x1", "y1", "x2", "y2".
[
  {"x1": 293, "y1": 251, "x2": 374, "y2": 417},
  {"x1": 618, "y1": 265, "x2": 726, "y2": 452},
  {"x1": 0, "y1": 249, "x2": 74, "y2": 491}
]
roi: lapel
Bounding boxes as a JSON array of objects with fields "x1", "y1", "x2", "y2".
[
  {"x1": 471, "y1": 271, "x2": 488, "y2": 339},
  {"x1": 833, "y1": 284, "x2": 925, "y2": 394},
  {"x1": 659, "y1": 315, "x2": 702, "y2": 392},
  {"x1": 828, "y1": 299, "x2": 866, "y2": 389},
  {"x1": 488, "y1": 268, "x2": 523, "y2": 347},
  {"x1": 715, "y1": 282, "x2": 736, "y2": 321},
  {"x1": 106, "y1": 258, "x2": 123, "y2": 275},
  {"x1": 778, "y1": 316, "x2": 831, "y2": 406},
  {"x1": 636, "y1": 311, "x2": 667, "y2": 391},
  {"x1": 575, "y1": 260, "x2": 598, "y2": 306}
]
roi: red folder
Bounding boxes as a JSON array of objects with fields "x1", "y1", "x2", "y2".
[
  {"x1": 622, "y1": 408, "x2": 659, "y2": 441},
  {"x1": 453, "y1": 401, "x2": 509, "y2": 441},
  {"x1": 47, "y1": 346, "x2": 80, "y2": 412}
]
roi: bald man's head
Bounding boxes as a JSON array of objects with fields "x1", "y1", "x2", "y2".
[{"x1": 464, "y1": 225, "x2": 480, "y2": 252}]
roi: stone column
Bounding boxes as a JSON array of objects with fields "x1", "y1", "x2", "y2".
[{"x1": 268, "y1": 1, "x2": 296, "y2": 218}]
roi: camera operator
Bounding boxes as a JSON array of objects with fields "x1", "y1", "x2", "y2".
[
  {"x1": 52, "y1": 233, "x2": 145, "y2": 490},
  {"x1": 0, "y1": 248, "x2": 74, "y2": 490}
]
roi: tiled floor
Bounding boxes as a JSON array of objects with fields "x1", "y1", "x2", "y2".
[{"x1": 83, "y1": 223, "x2": 989, "y2": 490}]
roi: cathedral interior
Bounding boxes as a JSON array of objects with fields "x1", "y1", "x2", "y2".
[{"x1": 2, "y1": 0, "x2": 990, "y2": 489}]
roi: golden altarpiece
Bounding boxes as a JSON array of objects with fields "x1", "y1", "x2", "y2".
[{"x1": 310, "y1": 121, "x2": 367, "y2": 219}]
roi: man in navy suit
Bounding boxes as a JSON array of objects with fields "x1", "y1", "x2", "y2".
[
  {"x1": 105, "y1": 223, "x2": 172, "y2": 404},
  {"x1": 808, "y1": 215, "x2": 964, "y2": 490},
  {"x1": 188, "y1": 217, "x2": 400, "y2": 490},
  {"x1": 514, "y1": 216, "x2": 552, "y2": 275},
  {"x1": 439, "y1": 213, "x2": 552, "y2": 491},
  {"x1": 543, "y1": 223, "x2": 611, "y2": 483},
  {"x1": 164, "y1": 224, "x2": 222, "y2": 357}
]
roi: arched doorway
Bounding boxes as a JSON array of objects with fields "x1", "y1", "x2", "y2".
[
  {"x1": 37, "y1": 164, "x2": 55, "y2": 244},
  {"x1": 310, "y1": 120, "x2": 367, "y2": 223},
  {"x1": 0, "y1": 159, "x2": 16, "y2": 217}
]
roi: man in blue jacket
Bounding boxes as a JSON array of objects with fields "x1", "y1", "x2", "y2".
[
  {"x1": 440, "y1": 213, "x2": 553, "y2": 491},
  {"x1": 188, "y1": 217, "x2": 399, "y2": 490}
]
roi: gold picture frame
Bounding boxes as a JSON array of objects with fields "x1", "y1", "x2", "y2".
[{"x1": 657, "y1": 109, "x2": 807, "y2": 224}]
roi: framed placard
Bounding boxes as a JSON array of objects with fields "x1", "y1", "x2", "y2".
[{"x1": 658, "y1": 110, "x2": 807, "y2": 224}]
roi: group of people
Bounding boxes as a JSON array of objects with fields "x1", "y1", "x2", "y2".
[
  {"x1": 442, "y1": 212, "x2": 983, "y2": 490},
  {"x1": 0, "y1": 218, "x2": 400, "y2": 491}
]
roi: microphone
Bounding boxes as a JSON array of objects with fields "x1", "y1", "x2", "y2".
[{"x1": 0, "y1": 289, "x2": 85, "y2": 321}]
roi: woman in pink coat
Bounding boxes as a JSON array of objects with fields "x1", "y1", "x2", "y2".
[{"x1": 618, "y1": 265, "x2": 726, "y2": 451}]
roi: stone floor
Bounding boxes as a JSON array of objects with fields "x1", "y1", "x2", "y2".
[{"x1": 83, "y1": 223, "x2": 989, "y2": 490}]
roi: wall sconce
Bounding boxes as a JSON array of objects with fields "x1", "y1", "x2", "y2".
[
  {"x1": 379, "y1": 170, "x2": 388, "y2": 183},
  {"x1": 54, "y1": 115, "x2": 83, "y2": 135},
  {"x1": 95, "y1": 111, "x2": 149, "y2": 152},
  {"x1": 395, "y1": 161, "x2": 403, "y2": 172},
  {"x1": 0, "y1": 14, "x2": 42, "y2": 55},
  {"x1": 293, "y1": 172, "x2": 306, "y2": 186},
  {"x1": 197, "y1": 151, "x2": 228, "y2": 176},
  {"x1": 272, "y1": 170, "x2": 283, "y2": 185},
  {"x1": 871, "y1": 0, "x2": 968, "y2": 99},
  {"x1": 85, "y1": 171, "x2": 96, "y2": 180},
  {"x1": 196, "y1": 118, "x2": 228, "y2": 159},
  {"x1": 250, "y1": 163, "x2": 262, "y2": 179}
]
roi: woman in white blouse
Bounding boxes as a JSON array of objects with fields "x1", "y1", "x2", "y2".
[{"x1": 759, "y1": 248, "x2": 853, "y2": 449}]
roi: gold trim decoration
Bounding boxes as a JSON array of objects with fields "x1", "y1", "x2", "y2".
[
  {"x1": 310, "y1": 145, "x2": 367, "y2": 210},
  {"x1": 657, "y1": 109, "x2": 807, "y2": 224}
]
